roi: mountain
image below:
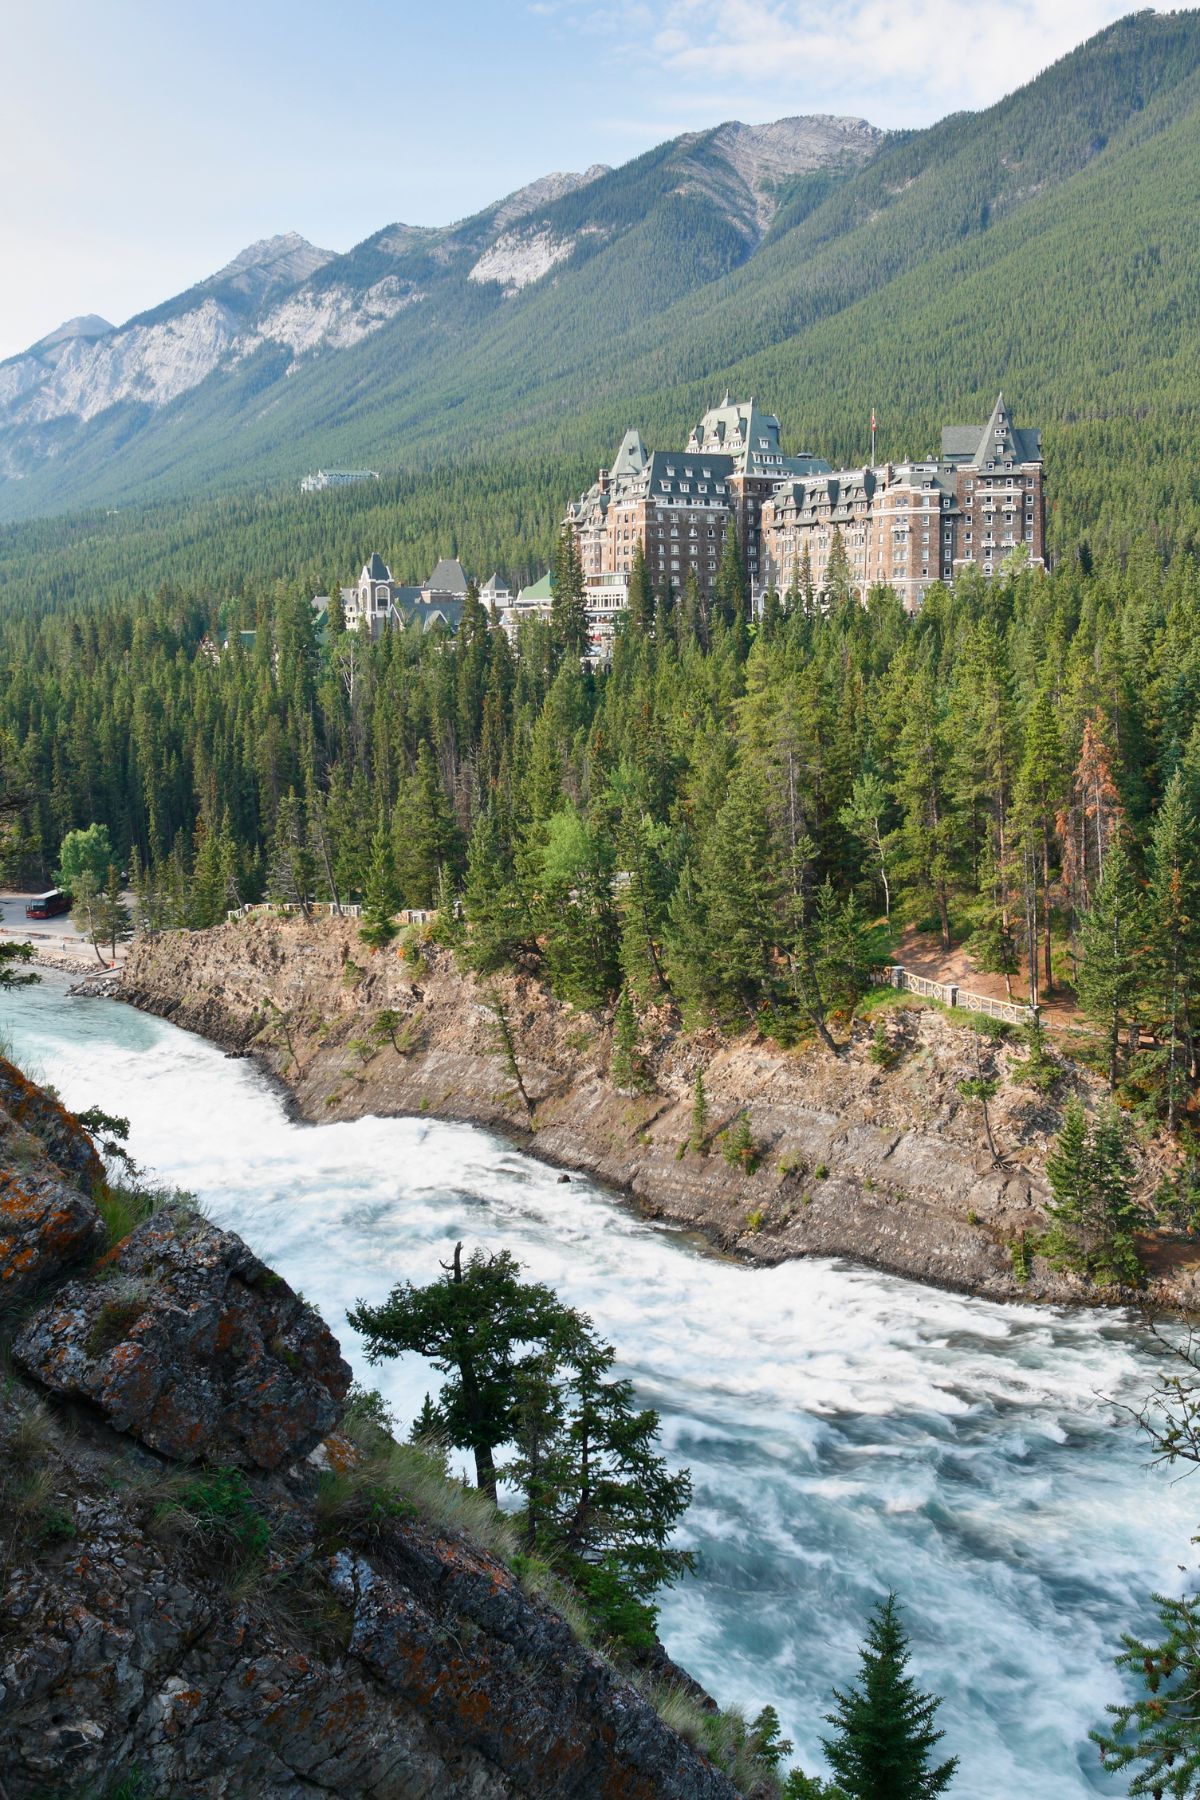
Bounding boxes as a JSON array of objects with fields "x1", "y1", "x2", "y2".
[
  {"x1": 2, "y1": 10, "x2": 1200, "y2": 557},
  {"x1": 0, "y1": 117, "x2": 883, "y2": 514}
]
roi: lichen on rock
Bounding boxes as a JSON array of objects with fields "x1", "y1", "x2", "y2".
[{"x1": 14, "y1": 1206, "x2": 351, "y2": 1468}]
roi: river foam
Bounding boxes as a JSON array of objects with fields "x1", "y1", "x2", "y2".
[{"x1": 3, "y1": 975, "x2": 1190, "y2": 1796}]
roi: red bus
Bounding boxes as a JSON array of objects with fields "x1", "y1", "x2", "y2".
[{"x1": 25, "y1": 889, "x2": 70, "y2": 919}]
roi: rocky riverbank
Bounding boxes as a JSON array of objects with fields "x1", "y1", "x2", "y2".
[
  {"x1": 0, "y1": 1054, "x2": 746, "y2": 1799},
  {"x1": 117, "y1": 914, "x2": 1200, "y2": 1310}
]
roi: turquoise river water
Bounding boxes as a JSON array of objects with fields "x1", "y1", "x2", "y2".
[{"x1": 3, "y1": 973, "x2": 1193, "y2": 1796}]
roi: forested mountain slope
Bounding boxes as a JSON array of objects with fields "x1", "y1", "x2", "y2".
[
  {"x1": 0, "y1": 115, "x2": 880, "y2": 520},
  {"x1": 2, "y1": 9, "x2": 1200, "y2": 557}
]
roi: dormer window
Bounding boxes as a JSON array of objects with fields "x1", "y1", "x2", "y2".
[{"x1": 679, "y1": 483, "x2": 690, "y2": 493}]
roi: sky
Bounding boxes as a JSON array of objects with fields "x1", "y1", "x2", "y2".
[{"x1": 0, "y1": 0, "x2": 1143, "y2": 361}]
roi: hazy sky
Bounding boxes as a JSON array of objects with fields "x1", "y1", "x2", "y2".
[{"x1": 0, "y1": 0, "x2": 1139, "y2": 360}]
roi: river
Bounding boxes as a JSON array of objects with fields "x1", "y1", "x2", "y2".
[{"x1": 2, "y1": 974, "x2": 1192, "y2": 1796}]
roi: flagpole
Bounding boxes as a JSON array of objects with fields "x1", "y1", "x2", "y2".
[{"x1": 870, "y1": 409, "x2": 876, "y2": 466}]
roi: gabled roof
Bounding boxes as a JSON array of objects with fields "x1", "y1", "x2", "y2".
[
  {"x1": 480, "y1": 572, "x2": 508, "y2": 595},
  {"x1": 426, "y1": 557, "x2": 469, "y2": 595},
  {"x1": 401, "y1": 594, "x2": 466, "y2": 631},
  {"x1": 518, "y1": 571, "x2": 554, "y2": 601},
  {"x1": 363, "y1": 552, "x2": 392, "y2": 582},
  {"x1": 610, "y1": 428, "x2": 649, "y2": 479},
  {"x1": 941, "y1": 394, "x2": 1042, "y2": 467}
]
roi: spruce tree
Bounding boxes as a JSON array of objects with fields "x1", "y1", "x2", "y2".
[
  {"x1": 1076, "y1": 836, "x2": 1143, "y2": 1090},
  {"x1": 551, "y1": 525, "x2": 588, "y2": 660},
  {"x1": 1144, "y1": 770, "x2": 1200, "y2": 1128},
  {"x1": 610, "y1": 983, "x2": 642, "y2": 1091},
  {"x1": 822, "y1": 1594, "x2": 958, "y2": 1799},
  {"x1": 359, "y1": 820, "x2": 402, "y2": 949},
  {"x1": 690, "y1": 1069, "x2": 709, "y2": 1153},
  {"x1": 395, "y1": 741, "x2": 460, "y2": 908},
  {"x1": 625, "y1": 543, "x2": 653, "y2": 638}
]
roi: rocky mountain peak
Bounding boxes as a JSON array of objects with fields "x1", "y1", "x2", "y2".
[
  {"x1": 710, "y1": 114, "x2": 889, "y2": 232},
  {"x1": 207, "y1": 230, "x2": 336, "y2": 298},
  {"x1": 493, "y1": 162, "x2": 611, "y2": 231},
  {"x1": 31, "y1": 313, "x2": 113, "y2": 354}
]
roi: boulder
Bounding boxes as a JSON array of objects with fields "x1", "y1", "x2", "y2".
[
  {"x1": 14, "y1": 1208, "x2": 351, "y2": 1468},
  {"x1": 0, "y1": 1054, "x2": 105, "y2": 1189},
  {"x1": 0, "y1": 1168, "x2": 106, "y2": 1307}
]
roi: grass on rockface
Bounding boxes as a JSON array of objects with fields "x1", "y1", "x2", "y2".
[
  {"x1": 94, "y1": 1180, "x2": 199, "y2": 1252},
  {"x1": 643, "y1": 1681, "x2": 800, "y2": 1796},
  {"x1": 320, "y1": 1386, "x2": 518, "y2": 1563},
  {"x1": 0, "y1": 1394, "x2": 75, "y2": 1577}
]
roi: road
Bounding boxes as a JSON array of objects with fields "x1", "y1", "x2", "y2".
[{"x1": 0, "y1": 890, "x2": 129, "y2": 966}]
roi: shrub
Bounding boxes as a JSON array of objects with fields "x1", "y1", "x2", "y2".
[
  {"x1": 746, "y1": 1208, "x2": 764, "y2": 1232},
  {"x1": 814, "y1": 1162, "x2": 830, "y2": 1180},
  {"x1": 777, "y1": 1152, "x2": 806, "y2": 1179},
  {"x1": 722, "y1": 1111, "x2": 761, "y2": 1176},
  {"x1": 85, "y1": 1285, "x2": 150, "y2": 1358},
  {"x1": 644, "y1": 1684, "x2": 800, "y2": 1796},
  {"x1": 170, "y1": 1468, "x2": 270, "y2": 1561}
]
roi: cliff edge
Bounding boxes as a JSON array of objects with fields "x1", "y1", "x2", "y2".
[
  {"x1": 117, "y1": 914, "x2": 1200, "y2": 1309},
  {"x1": 0, "y1": 1052, "x2": 748, "y2": 1798}
]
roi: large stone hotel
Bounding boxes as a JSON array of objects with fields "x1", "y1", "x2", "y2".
[{"x1": 566, "y1": 393, "x2": 1045, "y2": 622}]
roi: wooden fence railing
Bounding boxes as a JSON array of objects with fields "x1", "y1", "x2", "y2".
[
  {"x1": 226, "y1": 901, "x2": 363, "y2": 922},
  {"x1": 870, "y1": 964, "x2": 1036, "y2": 1026}
]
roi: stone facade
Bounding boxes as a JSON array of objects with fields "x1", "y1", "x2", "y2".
[
  {"x1": 571, "y1": 392, "x2": 1045, "y2": 622},
  {"x1": 761, "y1": 393, "x2": 1046, "y2": 613},
  {"x1": 566, "y1": 400, "x2": 829, "y2": 611}
]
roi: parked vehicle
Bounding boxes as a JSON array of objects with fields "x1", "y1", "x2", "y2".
[{"x1": 25, "y1": 889, "x2": 70, "y2": 919}]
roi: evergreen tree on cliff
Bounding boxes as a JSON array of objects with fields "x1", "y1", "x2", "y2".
[
  {"x1": 359, "y1": 820, "x2": 402, "y2": 949},
  {"x1": 822, "y1": 1595, "x2": 958, "y2": 1799}
]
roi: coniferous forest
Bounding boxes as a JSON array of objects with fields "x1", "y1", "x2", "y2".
[{"x1": 5, "y1": 523, "x2": 1200, "y2": 1171}]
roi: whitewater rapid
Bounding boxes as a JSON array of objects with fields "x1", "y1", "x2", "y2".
[{"x1": 3, "y1": 975, "x2": 1191, "y2": 1797}]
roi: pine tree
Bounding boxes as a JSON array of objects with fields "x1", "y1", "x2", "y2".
[
  {"x1": 691, "y1": 763, "x2": 779, "y2": 1023},
  {"x1": 822, "y1": 1594, "x2": 958, "y2": 1799},
  {"x1": 1045, "y1": 1097, "x2": 1144, "y2": 1283},
  {"x1": 1014, "y1": 686, "x2": 1065, "y2": 997},
  {"x1": 625, "y1": 542, "x2": 653, "y2": 638},
  {"x1": 798, "y1": 543, "x2": 815, "y2": 614},
  {"x1": 1144, "y1": 770, "x2": 1200, "y2": 1128},
  {"x1": 359, "y1": 819, "x2": 402, "y2": 949},
  {"x1": 268, "y1": 789, "x2": 316, "y2": 914},
  {"x1": 1094, "y1": 1588, "x2": 1200, "y2": 1796},
  {"x1": 713, "y1": 529, "x2": 749, "y2": 654},
  {"x1": 690, "y1": 1069, "x2": 709, "y2": 1153},
  {"x1": 551, "y1": 525, "x2": 588, "y2": 660},
  {"x1": 1076, "y1": 836, "x2": 1144, "y2": 1090},
  {"x1": 97, "y1": 862, "x2": 131, "y2": 961},
  {"x1": 610, "y1": 984, "x2": 643, "y2": 1091},
  {"x1": 839, "y1": 771, "x2": 893, "y2": 919},
  {"x1": 824, "y1": 527, "x2": 856, "y2": 606},
  {"x1": 395, "y1": 741, "x2": 460, "y2": 907}
]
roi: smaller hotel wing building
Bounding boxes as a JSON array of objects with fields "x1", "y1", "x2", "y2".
[{"x1": 761, "y1": 395, "x2": 1045, "y2": 613}]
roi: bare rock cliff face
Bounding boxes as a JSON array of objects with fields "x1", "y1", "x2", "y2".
[
  {"x1": 118, "y1": 915, "x2": 1200, "y2": 1308},
  {"x1": 0, "y1": 1055, "x2": 745, "y2": 1798}
]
